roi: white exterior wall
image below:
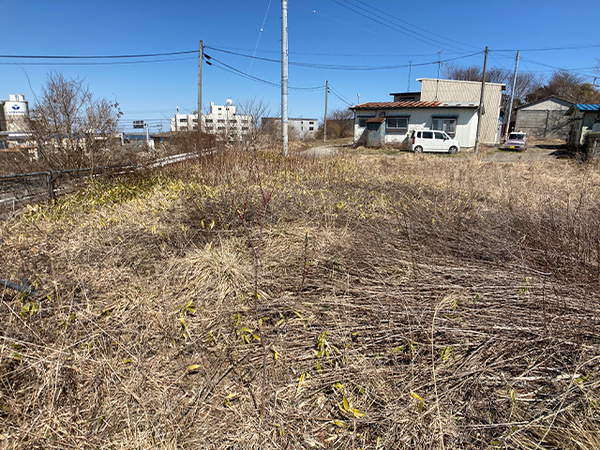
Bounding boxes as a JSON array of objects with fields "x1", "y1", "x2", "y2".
[
  {"x1": 518, "y1": 98, "x2": 571, "y2": 112},
  {"x1": 2, "y1": 94, "x2": 30, "y2": 133},
  {"x1": 289, "y1": 118, "x2": 318, "y2": 138},
  {"x1": 170, "y1": 102, "x2": 253, "y2": 138},
  {"x1": 353, "y1": 107, "x2": 478, "y2": 148},
  {"x1": 419, "y1": 79, "x2": 504, "y2": 144}
]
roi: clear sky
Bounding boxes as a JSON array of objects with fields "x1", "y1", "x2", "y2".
[{"x1": 1, "y1": 0, "x2": 599, "y2": 133}]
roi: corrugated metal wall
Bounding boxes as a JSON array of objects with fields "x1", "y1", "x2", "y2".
[{"x1": 420, "y1": 79, "x2": 504, "y2": 144}]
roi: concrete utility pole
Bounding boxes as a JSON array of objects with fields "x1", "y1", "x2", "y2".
[
  {"x1": 504, "y1": 50, "x2": 520, "y2": 142},
  {"x1": 198, "y1": 40, "x2": 203, "y2": 132},
  {"x1": 323, "y1": 80, "x2": 328, "y2": 143},
  {"x1": 281, "y1": 0, "x2": 289, "y2": 156},
  {"x1": 474, "y1": 46, "x2": 489, "y2": 155}
]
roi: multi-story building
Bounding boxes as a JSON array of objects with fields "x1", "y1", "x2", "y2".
[
  {"x1": 261, "y1": 117, "x2": 319, "y2": 139},
  {"x1": 0, "y1": 94, "x2": 31, "y2": 149},
  {"x1": 170, "y1": 100, "x2": 253, "y2": 139}
]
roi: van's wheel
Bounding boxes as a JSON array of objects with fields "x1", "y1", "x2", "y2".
[
  {"x1": 449, "y1": 146, "x2": 458, "y2": 154},
  {"x1": 414, "y1": 146, "x2": 423, "y2": 153}
]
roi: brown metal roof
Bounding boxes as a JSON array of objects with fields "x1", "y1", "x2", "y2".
[
  {"x1": 352, "y1": 101, "x2": 442, "y2": 109},
  {"x1": 352, "y1": 101, "x2": 478, "y2": 109}
]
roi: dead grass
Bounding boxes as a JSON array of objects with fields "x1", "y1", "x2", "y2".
[{"x1": 1, "y1": 146, "x2": 600, "y2": 449}]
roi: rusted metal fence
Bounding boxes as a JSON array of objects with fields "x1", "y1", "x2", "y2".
[{"x1": 0, "y1": 151, "x2": 207, "y2": 215}]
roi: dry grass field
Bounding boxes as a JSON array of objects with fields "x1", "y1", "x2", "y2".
[{"x1": 2, "y1": 144, "x2": 600, "y2": 449}]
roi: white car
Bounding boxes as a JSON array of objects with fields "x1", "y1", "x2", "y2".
[{"x1": 408, "y1": 130, "x2": 460, "y2": 154}]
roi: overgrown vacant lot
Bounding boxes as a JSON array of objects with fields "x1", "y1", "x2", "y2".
[{"x1": 2, "y1": 148, "x2": 600, "y2": 449}]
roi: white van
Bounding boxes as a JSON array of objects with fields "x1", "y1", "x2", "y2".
[{"x1": 408, "y1": 130, "x2": 460, "y2": 154}]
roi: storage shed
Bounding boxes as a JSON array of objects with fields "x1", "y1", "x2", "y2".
[{"x1": 514, "y1": 96, "x2": 573, "y2": 140}]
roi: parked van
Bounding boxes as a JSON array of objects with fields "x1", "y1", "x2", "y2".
[
  {"x1": 408, "y1": 130, "x2": 460, "y2": 154},
  {"x1": 504, "y1": 131, "x2": 527, "y2": 151}
]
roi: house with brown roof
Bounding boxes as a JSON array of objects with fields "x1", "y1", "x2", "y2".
[{"x1": 351, "y1": 78, "x2": 505, "y2": 148}]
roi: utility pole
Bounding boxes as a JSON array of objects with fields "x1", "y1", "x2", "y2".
[
  {"x1": 323, "y1": 80, "x2": 328, "y2": 143},
  {"x1": 474, "y1": 46, "x2": 489, "y2": 155},
  {"x1": 357, "y1": 93, "x2": 360, "y2": 104},
  {"x1": 504, "y1": 50, "x2": 520, "y2": 142},
  {"x1": 281, "y1": 0, "x2": 289, "y2": 156},
  {"x1": 408, "y1": 61, "x2": 412, "y2": 91},
  {"x1": 198, "y1": 40, "x2": 203, "y2": 132}
]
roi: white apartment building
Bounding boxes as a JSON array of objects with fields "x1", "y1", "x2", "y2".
[
  {"x1": 261, "y1": 117, "x2": 319, "y2": 139},
  {"x1": 170, "y1": 100, "x2": 253, "y2": 139}
]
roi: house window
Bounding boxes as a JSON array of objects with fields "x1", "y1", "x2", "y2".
[
  {"x1": 358, "y1": 116, "x2": 375, "y2": 127},
  {"x1": 432, "y1": 117, "x2": 457, "y2": 137},
  {"x1": 179, "y1": 118, "x2": 188, "y2": 123},
  {"x1": 386, "y1": 116, "x2": 409, "y2": 132}
]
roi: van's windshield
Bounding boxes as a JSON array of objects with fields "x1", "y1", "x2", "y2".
[{"x1": 509, "y1": 133, "x2": 526, "y2": 140}]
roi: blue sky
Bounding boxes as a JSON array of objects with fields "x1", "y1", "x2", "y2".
[{"x1": 1, "y1": 0, "x2": 599, "y2": 132}]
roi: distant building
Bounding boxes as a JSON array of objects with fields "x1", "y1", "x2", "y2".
[
  {"x1": 170, "y1": 100, "x2": 253, "y2": 139},
  {"x1": 514, "y1": 96, "x2": 573, "y2": 140},
  {"x1": 0, "y1": 94, "x2": 32, "y2": 149},
  {"x1": 261, "y1": 117, "x2": 319, "y2": 139}
]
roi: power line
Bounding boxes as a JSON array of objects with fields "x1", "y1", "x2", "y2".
[
  {"x1": 206, "y1": 45, "x2": 483, "y2": 71},
  {"x1": 491, "y1": 43, "x2": 600, "y2": 53},
  {"x1": 331, "y1": 0, "x2": 472, "y2": 52},
  {"x1": 206, "y1": 54, "x2": 325, "y2": 91},
  {"x1": 328, "y1": 86, "x2": 353, "y2": 106},
  {"x1": 0, "y1": 56, "x2": 196, "y2": 66},
  {"x1": 348, "y1": 0, "x2": 478, "y2": 52},
  {"x1": 0, "y1": 50, "x2": 197, "y2": 59}
]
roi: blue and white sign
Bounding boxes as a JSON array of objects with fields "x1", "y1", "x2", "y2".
[{"x1": 5, "y1": 101, "x2": 27, "y2": 116}]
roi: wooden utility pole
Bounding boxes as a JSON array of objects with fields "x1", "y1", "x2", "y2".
[
  {"x1": 504, "y1": 50, "x2": 520, "y2": 142},
  {"x1": 323, "y1": 80, "x2": 328, "y2": 143},
  {"x1": 474, "y1": 46, "x2": 489, "y2": 155},
  {"x1": 198, "y1": 40, "x2": 203, "y2": 132},
  {"x1": 281, "y1": 0, "x2": 289, "y2": 156}
]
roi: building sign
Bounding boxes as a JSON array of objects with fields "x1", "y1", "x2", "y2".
[{"x1": 5, "y1": 101, "x2": 27, "y2": 116}]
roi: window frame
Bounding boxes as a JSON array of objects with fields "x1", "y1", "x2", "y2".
[
  {"x1": 358, "y1": 115, "x2": 376, "y2": 127},
  {"x1": 386, "y1": 116, "x2": 409, "y2": 132},
  {"x1": 431, "y1": 116, "x2": 458, "y2": 137}
]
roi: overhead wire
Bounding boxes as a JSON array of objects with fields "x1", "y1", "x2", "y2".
[
  {"x1": 331, "y1": 0, "x2": 469, "y2": 52},
  {"x1": 243, "y1": 0, "x2": 273, "y2": 94},
  {"x1": 328, "y1": 86, "x2": 353, "y2": 106},
  {"x1": 348, "y1": 0, "x2": 478, "y2": 52},
  {"x1": 0, "y1": 56, "x2": 196, "y2": 66},
  {"x1": 206, "y1": 54, "x2": 325, "y2": 91},
  {"x1": 205, "y1": 45, "x2": 483, "y2": 71},
  {"x1": 0, "y1": 50, "x2": 198, "y2": 59}
]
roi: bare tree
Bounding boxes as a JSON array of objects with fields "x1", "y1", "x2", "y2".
[
  {"x1": 443, "y1": 63, "x2": 542, "y2": 109},
  {"x1": 508, "y1": 72, "x2": 544, "y2": 106},
  {"x1": 235, "y1": 97, "x2": 271, "y2": 142},
  {"x1": 443, "y1": 63, "x2": 508, "y2": 84},
  {"x1": 526, "y1": 70, "x2": 600, "y2": 103},
  {"x1": 31, "y1": 72, "x2": 122, "y2": 170},
  {"x1": 321, "y1": 108, "x2": 353, "y2": 139}
]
